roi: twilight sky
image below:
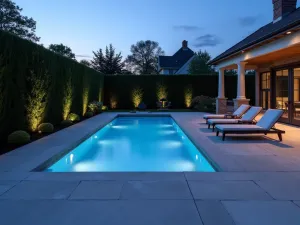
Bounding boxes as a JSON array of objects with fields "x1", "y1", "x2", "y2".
[{"x1": 14, "y1": 0, "x2": 300, "y2": 60}]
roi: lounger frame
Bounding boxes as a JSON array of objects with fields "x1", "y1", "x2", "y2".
[{"x1": 216, "y1": 127, "x2": 285, "y2": 141}]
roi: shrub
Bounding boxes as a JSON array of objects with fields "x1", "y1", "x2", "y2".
[
  {"x1": 102, "y1": 105, "x2": 108, "y2": 111},
  {"x1": 191, "y1": 95, "x2": 216, "y2": 112},
  {"x1": 7, "y1": 130, "x2": 30, "y2": 145},
  {"x1": 67, "y1": 113, "x2": 80, "y2": 122},
  {"x1": 88, "y1": 101, "x2": 103, "y2": 114},
  {"x1": 84, "y1": 111, "x2": 94, "y2": 118},
  {"x1": 37, "y1": 123, "x2": 54, "y2": 133},
  {"x1": 61, "y1": 120, "x2": 73, "y2": 127}
]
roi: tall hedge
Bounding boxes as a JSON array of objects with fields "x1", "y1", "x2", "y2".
[
  {"x1": 103, "y1": 75, "x2": 255, "y2": 109},
  {"x1": 0, "y1": 31, "x2": 103, "y2": 141}
]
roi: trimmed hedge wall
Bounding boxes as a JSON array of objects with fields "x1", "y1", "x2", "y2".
[
  {"x1": 103, "y1": 75, "x2": 255, "y2": 109},
  {"x1": 0, "y1": 31, "x2": 103, "y2": 141}
]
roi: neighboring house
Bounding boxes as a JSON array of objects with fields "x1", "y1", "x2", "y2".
[
  {"x1": 210, "y1": 0, "x2": 300, "y2": 126},
  {"x1": 158, "y1": 40, "x2": 195, "y2": 75}
]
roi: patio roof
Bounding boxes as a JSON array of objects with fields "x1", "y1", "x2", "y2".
[{"x1": 210, "y1": 7, "x2": 300, "y2": 65}]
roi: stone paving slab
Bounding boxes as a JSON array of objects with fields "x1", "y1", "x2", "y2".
[
  {"x1": 26, "y1": 172, "x2": 186, "y2": 181},
  {"x1": 223, "y1": 201, "x2": 300, "y2": 225},
  {"x1": 120, "y1": 180, "x2": 192, "y2": 199},
  {"x1": 0, "y1": 200, "x2": 203, "y2": 225},
  {"x1": 185, "y1": 171, "x2": 300, "y2": 181},
  {"x1": 0, "y1": 181, "x2": 79, "y2": 200},
  {"x1": 256, "y1": 179, "x2": 300, "y2": 200},
  {"x1": 69, "y1": 181, "x2": 123, "y2": 200},
  {"x1": 188, "y1": 180, "x2": 272, "y2": 200},
  {"x1": 0, "y1": 172, "x2": 31, "y2": 180},
  {"x1": 0, "y1": 181, "x2": 19, "y2": 195},
  {"x1": 195, "y1": 201, "x2": 235, "y2": 225}
]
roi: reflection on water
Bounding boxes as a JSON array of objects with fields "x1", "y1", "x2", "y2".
[{"x1": 47, "y1": 117, "x2": 215, "y2": 172}]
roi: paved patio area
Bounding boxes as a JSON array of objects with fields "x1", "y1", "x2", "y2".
[{"x1": 1, "y1": 112, "x2": 300, "y2": 225}]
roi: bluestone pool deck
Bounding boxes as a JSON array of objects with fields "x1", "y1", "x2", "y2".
[{"x1": 1, "y1": 112, "x2": 300, "y2": 225}]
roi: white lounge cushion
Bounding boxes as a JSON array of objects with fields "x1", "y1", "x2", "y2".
[
  {"x1": 256, "y1": 109, "x2": 284, "y2": 130},
  {"x1": 232, "y1": 104, "x2": 251, "y2": 117},
  {"x1": 203, "y1": 114, "x2": 226, "y2": 119},
  {"x1": 203, "y1": 104, "x2": 250, "y2": 120},
  {"x1": 241, "y1": 106, "x2": 262, "y2": 121},
  {"x1": 207, "y1": 119, "x2": 239, "y2": 125},
  {"x1": 216, "y1": 124, "x2": 264, "y2": 132}
]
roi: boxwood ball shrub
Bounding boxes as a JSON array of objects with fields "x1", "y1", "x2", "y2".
[
  {"x1": 102, "y1": 105, "x2": 108, "y2": 111},
  {"x1": 7, "y1": 130, "x2": 31, "y2": 145},
  {"x1": 67, "y1": 113, "x2": 80, "y2": 122},
  {"x1": 84, "y1": 111, "x2": 94, "y2": 118},
  {"x1": 61, "y1": 120, "x2": 73, "y2": 127},
  {"x1": 38, "y1": 123, "x2": 54, "y2": 133}
]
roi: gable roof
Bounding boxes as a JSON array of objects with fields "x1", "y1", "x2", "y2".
[
  {"x1": 159, "y1": 47, "x2": 194, "y2": 69},
  {"x1": 210, "y1": 7, "x2": 300, "y2": 65}
]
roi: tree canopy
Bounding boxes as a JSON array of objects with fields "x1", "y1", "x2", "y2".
[
  {"x1": 125, "y1": 40, "x2": 164, "y2": 75},
  {"x1": 79, "y1": 59, "x2": 91, "y2": 67},
  {"x1": 188, "y1": 50, "x2": 215, "y2": 75},
  {"x1": 91, "y1": 44, "x2": 125, "y2": 75},
  {"x1": 48, "y1": 44, "x2": 76, "y2": 59},
  {"x1": 0, "y1": 0, "x2": 40, "y2": 42}
]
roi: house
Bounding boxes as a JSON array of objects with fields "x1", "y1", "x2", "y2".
[
  {"x1": 210, "y1": 0, "x2": 300, "y2": 126},
  {"x1": 158, "y1": 40, "x2": 195, "y2": 75}
]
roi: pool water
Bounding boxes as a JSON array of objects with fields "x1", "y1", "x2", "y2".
[{"x1": 47, "y1": 116, "x2": 215, "y2": 172}]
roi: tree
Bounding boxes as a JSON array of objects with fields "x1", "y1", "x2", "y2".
[
  {"x1": 0, "y1": 0, "x2": 40, "y2": 42},
  {"x1": 225, "y1": 69, "x2": 237, "y2": 76},
  {"x1": 48, "y1": 44, "x2": 76, "y2": 59},
  {"x1": 80, "y1": 59, "x2": 91, "y2": 67},
  {"x1": 188, "y1": 50, "x2": 215, "y2": 75},
  {"x1": 125, "y1": 40, "x2": 164, "y2": 75},
  {"x1": 91, "y1": 44, "x2": 125, "y2": 74}
]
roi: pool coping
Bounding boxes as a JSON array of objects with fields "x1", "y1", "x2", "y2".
[{"x1": 33, "y1": 113, "x2": 220, "y2": 172}]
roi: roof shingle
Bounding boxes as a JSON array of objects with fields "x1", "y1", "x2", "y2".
[
  {"x1": 159, "y1": 48, "x2": 194, "y2": 69},
  {"x1": 210, "y1": 7, "x2": 300, "y2": 64}
]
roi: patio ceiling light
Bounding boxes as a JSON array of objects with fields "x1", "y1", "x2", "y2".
[{"x1": 286, "y1": 31, "x2": 292, "y2": 35}]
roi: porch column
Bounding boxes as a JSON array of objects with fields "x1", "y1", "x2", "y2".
[
  {"x1": 255, "y1": 70, "x2": 260, "y2": 106},
  {"x1": 234, "y1": 62, "x2": 250, "y2": 109},
  {"x1": 218, "y1": 68, "x2": 225, "y2": 98},
  {"x1": 216, "y1": 68, "x2": 227, "y2": 114}
]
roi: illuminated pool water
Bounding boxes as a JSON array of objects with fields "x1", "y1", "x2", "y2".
[{"x1": 46, "y1": 116, "x2": 215, "y2": 172}]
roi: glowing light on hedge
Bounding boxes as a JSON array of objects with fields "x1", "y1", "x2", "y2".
[
  {"x1": 110, "y1": 95, "x2": 117, "y2": 109},
  {"x1": 63, "y1": 77, "x2": 73, "y2": 120},
  {"x1": 26, "y1": 69, "x2": 50, "y2": 131},
  {"x1": 156, "y1": 83, "x2": 168, "y2": 101},
  {"x1": 184, "y1": 86, "x2": 193, "y2": 108},
  {"x1": 132, "y1": 87, "x2": 143, "y2": 108},
  {"x1": 82, "y1": 86, "x2": 89, "y2": 115}
]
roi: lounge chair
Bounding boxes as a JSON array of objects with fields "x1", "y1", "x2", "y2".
[
  {"x1": 203, "y1": 104, "x2": 251, "y2": 123},
  {"x1": 207, "y1": 106, "x2": 262, "y2": 131},
  {"x1": 215, "y1": 109, "x2": 285, "y2": 141}
]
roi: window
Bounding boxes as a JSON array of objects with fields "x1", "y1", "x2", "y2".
[
  {"x1": 169, "y1": 70, "x2": 174, "y2": 75},
  {"x1": 260, "y1": 72, "x2": 271, "y2": 109}
]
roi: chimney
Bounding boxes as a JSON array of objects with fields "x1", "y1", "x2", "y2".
[
  {"x1": 182, "y1": 40, "x2": 188, "y2": 49},
  {"x1": 273, "y1": 0, "x2": 297, "y2": 23}
]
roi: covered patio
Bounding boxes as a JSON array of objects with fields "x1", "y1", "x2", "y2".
[{"x1": 210, "y1": 0, "x2": 300, "y2": 126}]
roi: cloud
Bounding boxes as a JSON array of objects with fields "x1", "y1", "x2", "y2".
[
  {"x1": 194, "y1": 34, "x2": 221, "y2": 47},
  {"x1": 238, "y1": 16, "x2": 259, "y2": 27},
  {"x1": 173, "y1": 25, "x2": 202, "y2": 32}
]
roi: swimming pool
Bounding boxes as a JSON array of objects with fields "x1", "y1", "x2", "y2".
[{"x1": 46, "y1": 116, "x2": 215, "y2": 172}]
